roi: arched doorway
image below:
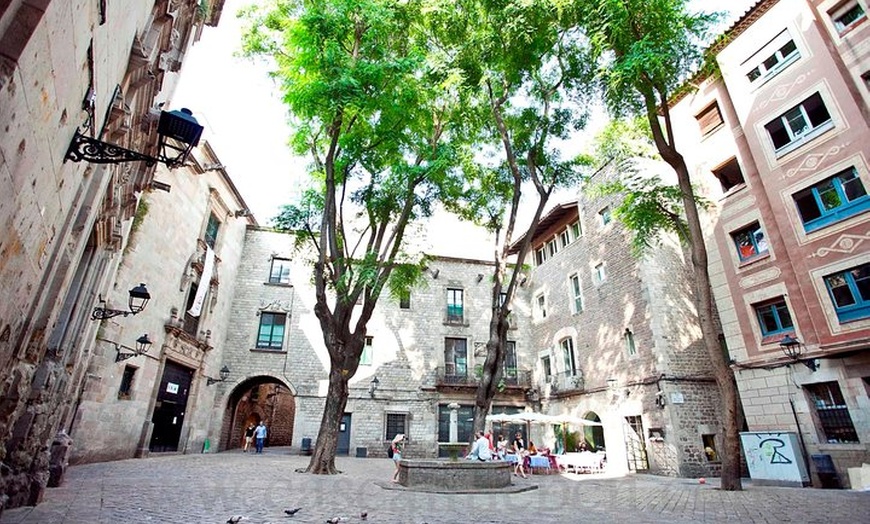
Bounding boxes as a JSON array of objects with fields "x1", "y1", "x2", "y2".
[
  {"x1": 582, "y1": 411, "x2": 606, "y2": 452},
  {"x1": 220, "y1": 376, "x2": 296, "y2": 451}
]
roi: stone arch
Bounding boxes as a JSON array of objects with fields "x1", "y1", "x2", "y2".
[{"x1": 218, "y1": 374, "x2": 297, "y2": 451}]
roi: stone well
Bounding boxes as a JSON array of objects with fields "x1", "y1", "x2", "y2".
[{"x1": 397, "y1": 459, "x2": 513, "y2": 492}]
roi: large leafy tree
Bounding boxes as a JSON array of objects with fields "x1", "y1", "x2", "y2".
[
  {"x1": 576, "y1": 0, "x2": 743, "y2": 490},
  {"x1": 424, "y1": 0, "x2": 593, "y2": 438},
  {"x1": 242, "y1": 0, "x2": 468, "y2": 473}
]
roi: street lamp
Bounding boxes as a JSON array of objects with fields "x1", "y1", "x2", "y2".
[
  {"x1": 115, "y1": 334, "x2": 153, "y2": 362},
  {"x1": 65, "y1": 108, "x2": 203, "y2": 168},
  {"x1": 368, "y1": 376, "x2": 380, "y2": 397},
  {"x1": 207, "y1": 365, "x2": 231, "y2": 386},
  {"x1": 779, "y1": 335, "x2": 818, "y2": 372},
  {"x1": 91, "y1": 283, "x2": 151, "y2": 320}
]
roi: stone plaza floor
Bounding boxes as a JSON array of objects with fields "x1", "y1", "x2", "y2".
[{"x1": 1, "y1": 448, "x2": 868, "y2": 524}]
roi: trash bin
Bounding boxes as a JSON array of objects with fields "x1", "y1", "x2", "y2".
[
  {"x1": 202, "y1": 438, "x2": 210, "y2": 453},
  {"x1": 811, "y1": 454, "x2": 841, "y2": 489},
  {"x1": 301, "y1": 437, "x2": 313, "y2": 455}
]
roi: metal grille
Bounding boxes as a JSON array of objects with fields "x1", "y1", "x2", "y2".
[{"x1": 806, "y1": 381, "x2": 859, "y2": 444}]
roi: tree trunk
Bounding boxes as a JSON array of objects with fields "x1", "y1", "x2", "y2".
[
  {"x1": 666, "y1": 153, "x2": 743, "y2": 490},
  {"x1": 305, "y1": 366, "x2": 350, "y2": 474},
  {"x1": 472, "y1": 313, "x2": 509, "y2": 438}
]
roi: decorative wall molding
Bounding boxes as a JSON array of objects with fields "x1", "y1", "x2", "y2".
[
  {"x1": 782, "y1": 142, "x2": 850, "y2": 180},
  {"x1": 739, "y1": 267, "x2": 782, "y2": 289},
  {"x1": 809, "y1": 230, "x2": 870, "y2": 258}
]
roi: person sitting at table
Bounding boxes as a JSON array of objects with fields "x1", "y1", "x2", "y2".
[
  {"x1": 466, "y1": 432, "x2": 492, "y2": 461},
  {"x1": 496, "y1": 434, "x2": 508, "y2": 459},
  {"x1": 528, "y1": 441, "x2": 538, "y2": 455}
]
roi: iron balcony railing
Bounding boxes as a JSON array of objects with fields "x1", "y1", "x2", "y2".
[
  {"x1": 546, "y1": 370, "x2": 585, "y2": 393},
  {"x1": 436, "y1": 366, "x2": 531, "y2": 388}
]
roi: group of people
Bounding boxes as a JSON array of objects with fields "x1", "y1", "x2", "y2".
[
  {"x1": 464, "y1": 430, "x2": 545, "y2": 478},
  {"x1": 243, "y1": 421, "x2": 268, "y2": 453}
]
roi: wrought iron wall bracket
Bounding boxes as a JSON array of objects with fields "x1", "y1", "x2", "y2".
[
  {"x1": 65, "y1": 129, "x2": 159, "y2": 167},
  {"x1": 91, "y1": 306, "x2": 137, "y2": 321}
]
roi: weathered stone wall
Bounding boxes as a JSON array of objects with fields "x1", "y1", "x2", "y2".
[{"x1": 528, "y1": 164, "x2": 725, "y2": 478}]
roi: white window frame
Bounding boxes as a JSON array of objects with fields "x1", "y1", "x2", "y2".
[
  {"x1": 360, "y1": 336, "x2": 373, "y2": 365},
  {"x1": 569, "y1": 273, "x2": 583, "y2": 314},
  {"x1": 744, "y1": 30, "x2": 801, "y2": 86},
  {"x1": 536, "y1": 293, "x2": 547, "y2": 319},
  {"x1": 764, "y1": 92, "x2": 833, "y2": 157},
  {"x1": 593, "y1": 263, "x2": 607, "y2": 285},
  {"x1": 598, "y1": 206, "x2": 612, "y2": 227},
  {"x1": 570, "y1": 221, "x2": 582, "y2": 240},
  {"x1": 830, "y1": 0, "x2": 867, "y2": 33}
]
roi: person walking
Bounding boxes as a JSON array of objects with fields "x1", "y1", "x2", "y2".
[
  {"x1": 254, "y1": 421, "x2": 267, "y2": 454},
  {"x1": 243, "y1": 424, "x2": 255, "y2": 452}
]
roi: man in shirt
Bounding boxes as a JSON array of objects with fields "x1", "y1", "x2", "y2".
[{"x1": 254, "y1": 421, "x2": 268, "y2": 454}]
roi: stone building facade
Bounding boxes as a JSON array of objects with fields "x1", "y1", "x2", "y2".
[
  {"x1": 70, "y1": 140, "x2": 253, "y2": 464},
  {"x1": 211, "y1": 228, "x2": 534, "y2": 460},
  {"x1": 669, "y1": 0, "x2": 869, "y2": 487},
  {"x1": 0, "y1": 0, "x2": 225, "y2": 511},
  {"x1": 521, "y1": 167, "x2": 724, "y2": 478}
]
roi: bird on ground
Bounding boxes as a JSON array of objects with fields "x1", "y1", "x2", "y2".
[
  {"x1": 326, "y1": 518, "x2": 343, "y2": 524},
  {"x1": 360, "y1": 512, "x2": 368, "y2": 520},
  {"x1": 226, "y1": 517, "x2": 246, "y2": 524},
  {"x1": 284, "y1": 508, "x2": 302, "y2": 516}
]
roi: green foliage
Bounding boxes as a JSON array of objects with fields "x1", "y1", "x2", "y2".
[
  {"x1": 577, "y1": 0, "x2": 720, "y2": 117},
  {"x1": 591, "y1": 117, "x2": 657, "y2": 165}
]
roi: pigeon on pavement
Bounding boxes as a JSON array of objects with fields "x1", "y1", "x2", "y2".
[
  {"x1": 226, "y1": 517, "x2": 246, "y2": 524},
  {"x1": 360, "y1": 512, "x2": 368, "y2": 520},
  {"x1": 284, "y1": 508, "x2": 302, "y2": 516},
  {"x1": 326, "y1": 518, "x2": 343, "y2": 524}
]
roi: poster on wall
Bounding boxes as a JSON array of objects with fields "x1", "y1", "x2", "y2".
[{"x1": 740, "y1": 431, "x2": 810, "y2": 487}]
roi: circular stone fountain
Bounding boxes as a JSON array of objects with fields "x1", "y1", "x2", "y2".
[{"x1": 378, "y1": 405, "x2": 536, "y2": 494}]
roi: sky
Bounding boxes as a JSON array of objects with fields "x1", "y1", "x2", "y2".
[{"x1": 172, "y1": 0, "x2": 758, "y2": 253}]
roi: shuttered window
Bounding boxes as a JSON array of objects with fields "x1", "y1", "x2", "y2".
[{"x1": 696, "y1": 102, "x2": 724, "y2": 136}]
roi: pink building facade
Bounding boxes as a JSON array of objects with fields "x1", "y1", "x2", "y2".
[{"x1": 670, "y1": 0, "x2": 869, "y2": 487}]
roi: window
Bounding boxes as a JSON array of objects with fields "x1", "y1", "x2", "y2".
[
  {"x1": 386, "y1": 413, "x2": 408, "y2": 442},
  {"x1": 444, "y1": 337, "x2": 467, "y2": 378},
  {"x1": 360, "y1": 336, "x2": 373, "y2": 365},
  {"x1": 824, "y1": 263, "x2": 870, "y2": 322},
  {"x1": 830, "y1": 1, "x2": 866, "y2": 32},
  {"x1": 570, "y1": 221, "x2": 582, "y2": 239},
  {"x1": 764, "y1": 92, "x2": 832, "y2": 154},
  {"x1": 541, "y1": 355, "x2": 552, "y2": 380},
  {"x1": 805, "y1": 382, "x2": 859, "y2": 443},
  {"x1": 747, "y1": 38, "x2": 800, "y2": 83},
  {"x1": 732, "y1": 222, "x2": 769, "y2": 261},
  {"x1": 535, "y1": 246, "x2": 547, "y2": 265},
  {"x1": 560, "y1": 229, "x2": 571, "y2": 248},
  {"x1": 257, "y1": 312, "x2": 286, "y2": 349},
  {"x1": 599, "y1": 206, "x2": 611, "y2": 226},
  {"x1": 268, "y1": 258, "x2": 291, "y2": 284},
  {"x1": 536, "y1": 293, "x2": 547, "y2": 319},
  {"x1": 624, "y1": 329, "x2": 637, "y2": 356},
  {"x1": 569, "y1": 273, "x2": 583, "y2": 314},
  {"x1": 696, "y1": 102, "x2": 724, "y2": 136},
  {"x1": 204, "y1": 212, "x2": 221, "y2": 248},
  {"x1": 794, "y1": 167, "x2": 869, "y2": 232},
  {"x1": 712, "y1": 157, "x2": 745, "y2": 193},
  {"x1": 702, "y1": 434, "x2": 720, "y2": 462},
  {"x1": 754, "y1": 299, "x2": 794, "y2": 336},
  {"x1": 438, "y1": 404, "x2": 473, "y2": 444},
  {"x1": 547, "y1": 238, "x2": 559, "y2": 257},
  {"x1": 399, "y1": 292, "x2": 411, "y2": 309},
  {"x1": 561, "y1": 338, "x2": 576, "y2": 375},
  {"x1": 446, "y1": 288, "x2": 464, "y2": 323},
  {"x1": 118, "y1": 366, "x2": 136, "y2": 399},
  {"x1": 503, "y1": 341, "x2": 518, "y2": 384},
  {"x1": 594, "y1": 263, "x2": 606, "y2": 284},
  {"x1": 183, "y1": 282, "x2": 201, "y2": 336}
]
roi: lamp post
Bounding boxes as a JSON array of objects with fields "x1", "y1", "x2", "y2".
[
  {"x1": 115, "y1": 334, "x2": 153, "y2": 362},
  {"x1": 91, "y1": 283, "x2": 151, "y2": 320},
  {"x1": 779, "y1": 335, "x2": 818, "y2": 371},
  {"x1": 206, "y1": 365, "x2": 230, "y2": 386},
  {"x1": 65, "y1": 108, "x2": 203, "y2": 168},
  {"x1": 368, "y1": 376, "x2": 380, "y2": 397}
]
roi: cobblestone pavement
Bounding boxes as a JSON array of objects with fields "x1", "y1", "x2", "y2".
[{"x1": 2, "y1": 449, "x2": 868, "y2": 524}]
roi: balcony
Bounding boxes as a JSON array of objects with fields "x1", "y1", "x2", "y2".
[
  {"x1": 434, "y1": 366, "x2": 531, "y2": 391},
  {"x1": 545, "y1": 371, "x2": 585, "y2": 397}
]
